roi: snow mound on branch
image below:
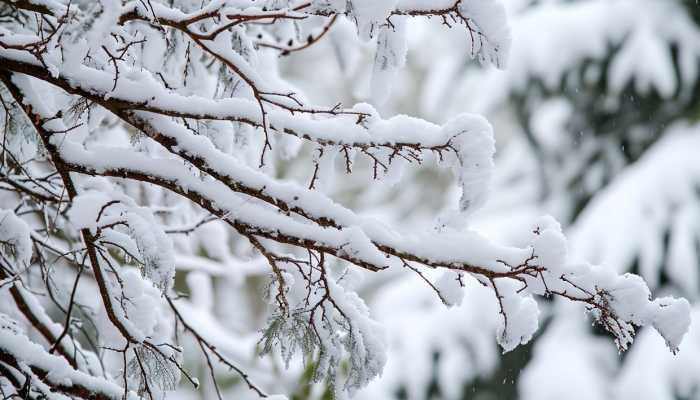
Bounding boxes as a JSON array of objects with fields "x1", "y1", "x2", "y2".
[
  {"x1": 651, "y1": 297, "x2": 692, "y2": 352},
  {"x1": 482, "y1": 216, "x2": 691, "y2": 354},
  {"x1": 587, "y1": 268, "x2": 691, "y2": 353},
  {"x1": 443, "y1": 114, "x2": 495, "y2": 215},
  {"x1": 528, "y1": 217, "x2": 691, "y2": 353},
  {"x1": 457, "y1": 0, "x2": 511, "y2": 67},
  {"x1": 67, "y1": 191, "x2": 112, "y2": 231},
  {"x1": 531, "y1": 215, "x2": 568, "y2": 269},
  {"x1": 496, "y1": 281, "x2": 540, "y2": 353},
  {"x1": 0, "y1": 209, "x2": 32, "y2": 267},
  {"x1": 350, "y1": 0, "x2": 400, "y2": 40},
  {"x1": 121, "y1": 269, "x2": 164, "y2": 336}
]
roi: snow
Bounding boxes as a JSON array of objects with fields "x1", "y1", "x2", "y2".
[
  {"x1": 650, "y1": 297, "x2": 692, "y2": 353},
  {"x1": 495, "y1": 281, "x2": 539, "y2": 353},
  {"x1": 51, "y1": 112, "x2": 684, "y2": 357},
  {"x1": 434, "y1": 271, "x2": 465, "y2": 307},
  {"x1": 0, "y1": 95, "x2": 37, "y2": 164},
  {"x1": 0, "y1": 0, "x2": 695, "y2": 398},
  {"x1": 530, "y1": 216, "x2": 567, "y2": 273},
  {"x1": 370, "y1": 18, "x2": 407, "y2": 105},
  {"x1": 349, "y1": 0, "x2": 399, "y2": 41},
  {"x1": 444, "y1": 114, "x2": 496, "y2": 215},
  {"x1": 0, "y1": 209, "x2": 32, "y2": 267},
  {"x1": 65, "y1": 181, "x2": 175, "y2": 293},
  {"x1": 66, "y1": 191, "x2": 113, "y2": 231},
  {"x1": 0, "y1": 318, "x2": 123, "y2": 399},
  {"x1": 457, "y1": 0, "x2": 511, "y2": 67}
]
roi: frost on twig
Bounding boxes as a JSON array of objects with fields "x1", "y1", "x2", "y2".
[{"x1": 127, "y1": 344, "x2": 181, "y2": 399}]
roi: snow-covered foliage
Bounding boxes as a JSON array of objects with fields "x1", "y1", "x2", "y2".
[{"x1": 0, "y1": 0, "x2": 692, "y2": 399}]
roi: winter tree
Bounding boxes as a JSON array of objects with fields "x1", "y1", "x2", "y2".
[{"x1": 0, "y1": 0, "x2": 692, "y2": 399}]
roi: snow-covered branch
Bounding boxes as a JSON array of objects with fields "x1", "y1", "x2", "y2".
[{"x1": 0, "y1": 0, "x2": 691, "y2": 398}]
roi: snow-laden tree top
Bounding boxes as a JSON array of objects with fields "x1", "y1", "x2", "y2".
[{"x1": 0, "y1": 0, "x2": 691, "y2": 399}]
